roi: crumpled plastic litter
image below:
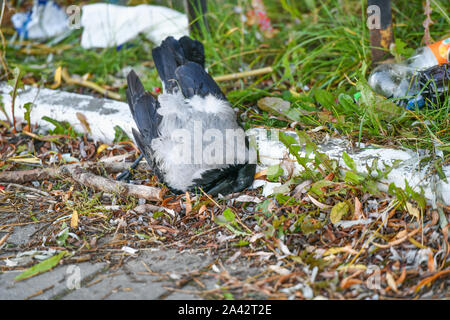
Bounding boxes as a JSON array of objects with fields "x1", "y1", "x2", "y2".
[
  {"x1": 11, "y1": 0, "x2": 69, "y2": 40},
  {"x1": 4, "y1": 249, "x2": 57, "y2": 267},
  {"x1": 80, "y1": 3, "x2": 189, "y2": 49}
]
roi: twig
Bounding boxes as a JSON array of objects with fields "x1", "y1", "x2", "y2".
[
  {"x1": 25, "y1": 285, "x2": 55, "y2": 300},
  {"x1": 0, "y1": 163, "x2": 162, "y2": 201},
  {"x1": 22, "y1": 130, "x2": 68, "y2": 143},
  {"x1": 0, "y1": 161, "x2": 151, "y2": 183},
  {"x1": 0, "y1": 0, "x2": 9, "y2": 79},
  {"x1": 372, "y1": 228, "x2": 422, "y2": 249},
  {"x1": 213, "y1": 67, "x2": 273, "y2": 82},
  {"x1": 61, "y1": 68, "x2": 122, "y2": 101},
  {"x1": 58, "y1": 66, "x2": 272, "y2": 99},
  {"x1": 5, "y1": 183, "x2": 51, "y2": 197},
  {"x1": 0, "y1": 233, "x2": 10, "y2": 246}
]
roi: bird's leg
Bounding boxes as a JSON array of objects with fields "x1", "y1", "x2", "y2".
[{"x1": 116, "y1": 154, "x2": 144, "y2": 181}]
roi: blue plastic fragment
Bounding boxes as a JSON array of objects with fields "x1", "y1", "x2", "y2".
[{"x1": 406, "y1": 94, "x2": 425, "y2": 110}]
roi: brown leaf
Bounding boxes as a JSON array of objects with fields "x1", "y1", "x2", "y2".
[
  {"x1": 415, "y1": 270, "x2": 450, "y2": 292},
  {"x1": 353, "y1": 197, "x2": 364, "y2": 219},
  {"x1": 198, "y1": 204, "x2": 207, "y2": 215},
  {"x1": 185, "y1": 192, "x2": 192, "y2": 215},
  {"x1": 340, "y1": 277, "x2": 362, "y2": 290},
  {"x1": 396, "y1": 268, "x2": 406, "y2": 286},
  {"x1": 386, "y1": 272, "x2": 398, "y2": 293},
  {"x1": 427, "y1": 250, "x2": 436, "y2": 273},
  {"x1": 431, "y1": 210, "x2": 439, "y2": 225},
  {"x1": 76, "y1": 112, "x2": 92, "y2": 135}
]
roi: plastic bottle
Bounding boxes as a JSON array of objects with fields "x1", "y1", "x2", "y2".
[
  {"x1": 408, "y1": 62, "x2": 450, "y2": 109},
  {"x1": 368, "y1": 38, "x2": 450, "y2": 106}
]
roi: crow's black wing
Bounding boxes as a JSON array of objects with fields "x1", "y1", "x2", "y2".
[
  {"x1": 126, "y1": 70, "x2": 161, "y2": 142},
  {"x1": 126, "y1": 70, "x2": 163, "y2": 180},
  {"x1": 175, "y1": 61, "x2": 226, "y2": 100},
  {"x1": 152, "y1": 37, "x2": 186, "y2": 93}
]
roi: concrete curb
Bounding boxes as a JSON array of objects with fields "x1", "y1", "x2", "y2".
[{"x1": 1, "y1": 83, "x2": 448, "y2": 205}]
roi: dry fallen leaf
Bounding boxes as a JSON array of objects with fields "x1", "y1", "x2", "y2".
[
  {"x1": 406, "y1": 202, "x2": 420, "y2": 221},
  {"x1": 76, "y1": 112, "x2": 92, "y2": 135},
  {"x1": 198, "y1": 204, "x2": 207, "y2": 215},
  {"x1": 427, "y1": 250, "x2": 436, "y2": 273},
  {"x1": 268, "y1": 265, "x2": 291, "y2": 276},
  {"x1": 354, "y1": 197, "x2": 364, "y2": 219},
  {"x1": 308, "y1": 194, "x2": 332, "y2": 209},
  {"x1": 415, "y1": 270, "x2": 450, "y2": 292},
  {"x1": 70, "y1": 210, "x2": 78, "y2": 229},
  {"x1": 185, "y1": 192, "x2": 192, "y2": 215},
  {"x1": 324, "y1": 245, "x2": 358, "y2": 256},
  {"x1": 340, "y1": 278, "x2": 362, "y2": 290},
  {"x1": 96, "y1": 144, "x2": 109, "y2": 154},
  {"x1": 330, "y1": 201, "x2": 350, "y2": 224},
  {"x1": 254, "y1": 169, "x2": 267, "y2": 179},
  {"x1": 396, "y1": 268, "x2": 406, "y2": 287},
  {"x1": 277, "y1": 239, "x2": 292, "y2": 256},
  {"x1": 50, "y1": 66, "x2": 62, "y2": 89},
  {"x1": 386, "y1": 272, "x2": 398, "y2": 293}
]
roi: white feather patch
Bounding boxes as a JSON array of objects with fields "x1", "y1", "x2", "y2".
[{"x1": 151, "y1": 93, "x2": 251, "y2": 191}]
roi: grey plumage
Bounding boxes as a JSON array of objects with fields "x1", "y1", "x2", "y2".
[{"x1": 126, "y1": 36, "x2": 256, "y2": 195}]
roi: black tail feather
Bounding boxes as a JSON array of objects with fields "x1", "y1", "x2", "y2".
[
  {"x1": 178, "y1": 36, "x2": 205, "y2": 68},
  {"x1": 152, "y1": 37, "x2": 187, "y2": 93},
  {"x1": 175, "y1": 62, "x2": 226, "y2": 99}
]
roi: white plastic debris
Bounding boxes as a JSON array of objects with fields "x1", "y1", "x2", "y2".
[
  {"x1": 0, "y1": 82, "x2": 134, "y2": 144},
  {"x1": 334, "y1": 219, "x2": 373, "y2": 229},
  {"x1": 247, "y1": 127, "x2": 450, "y2": 205},
  {"x1": 80, "y1": 3, "x2": 189, "y2": 49},
  {"x1": 11, "y1": 0, "x2": 69, "y2": 40},
  {"x1": 121, "y1": 246, "x2": 138, "y2": 255},
  {"x1": 3, "y1": 249, "x2": 57, "y2": 267},
  {"x1": 233, "y1": 194, "x2": 262, "y2": 203},
  {"x1": 0, "y1": 83, "x2": 448, "y2": 206}
]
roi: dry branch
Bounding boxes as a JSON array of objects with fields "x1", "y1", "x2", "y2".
[
  {"x1": 61, "y1": 165, "x2": 162, "y2": 201},
  {"x1": 61, "y1": 68, "x2": 122, "y2": 101},
  {"x1": 213, "y1": 67, "x2": 273, "y2": 82},
  {"x1": 0, "y1": 162, "x2": 162, "y2": 201}
]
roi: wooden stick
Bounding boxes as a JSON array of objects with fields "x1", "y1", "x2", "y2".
[
  {"x1": 61, "y1": 165, "x2": 162, "y2": 201},
  {"x1": 0, "y1": 162, "x2": 161, "y2": 201},
  {"x1": 57, "y1": 65, "x2": 273, "y2": 102},
  {"x1": 61, "y1": 68, "x2": 122, "y2": 101},
  {"x1": 213, "y1": 66, "x2": 273, "y2": 82},
  {"x1": 0, "y1": 161, "x2": 150, "y2": 184}
]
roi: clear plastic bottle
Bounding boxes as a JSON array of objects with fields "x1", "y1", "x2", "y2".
[{"x1": 368, "y1": 38, "x2": 450, "y2": 102}]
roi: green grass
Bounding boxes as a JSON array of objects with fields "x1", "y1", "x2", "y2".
[{"x1": 4, "y1": 0, "x2": 449, "y2": 158}]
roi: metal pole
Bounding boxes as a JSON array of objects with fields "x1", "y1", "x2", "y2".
[
  {"x1": 367, "y1": 0, "x2": 394, "y2": 63},
  {"x1": 185, "y1": 0, "x2": 209, "y2": 36}
]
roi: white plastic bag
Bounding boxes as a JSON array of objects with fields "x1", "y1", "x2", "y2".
[
  {"x1": 11, "y1": 0, "x2": 69, "y2": 40},
  {"x1": 80, "y1": 3, "x2": 189, "y2": 49}
]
